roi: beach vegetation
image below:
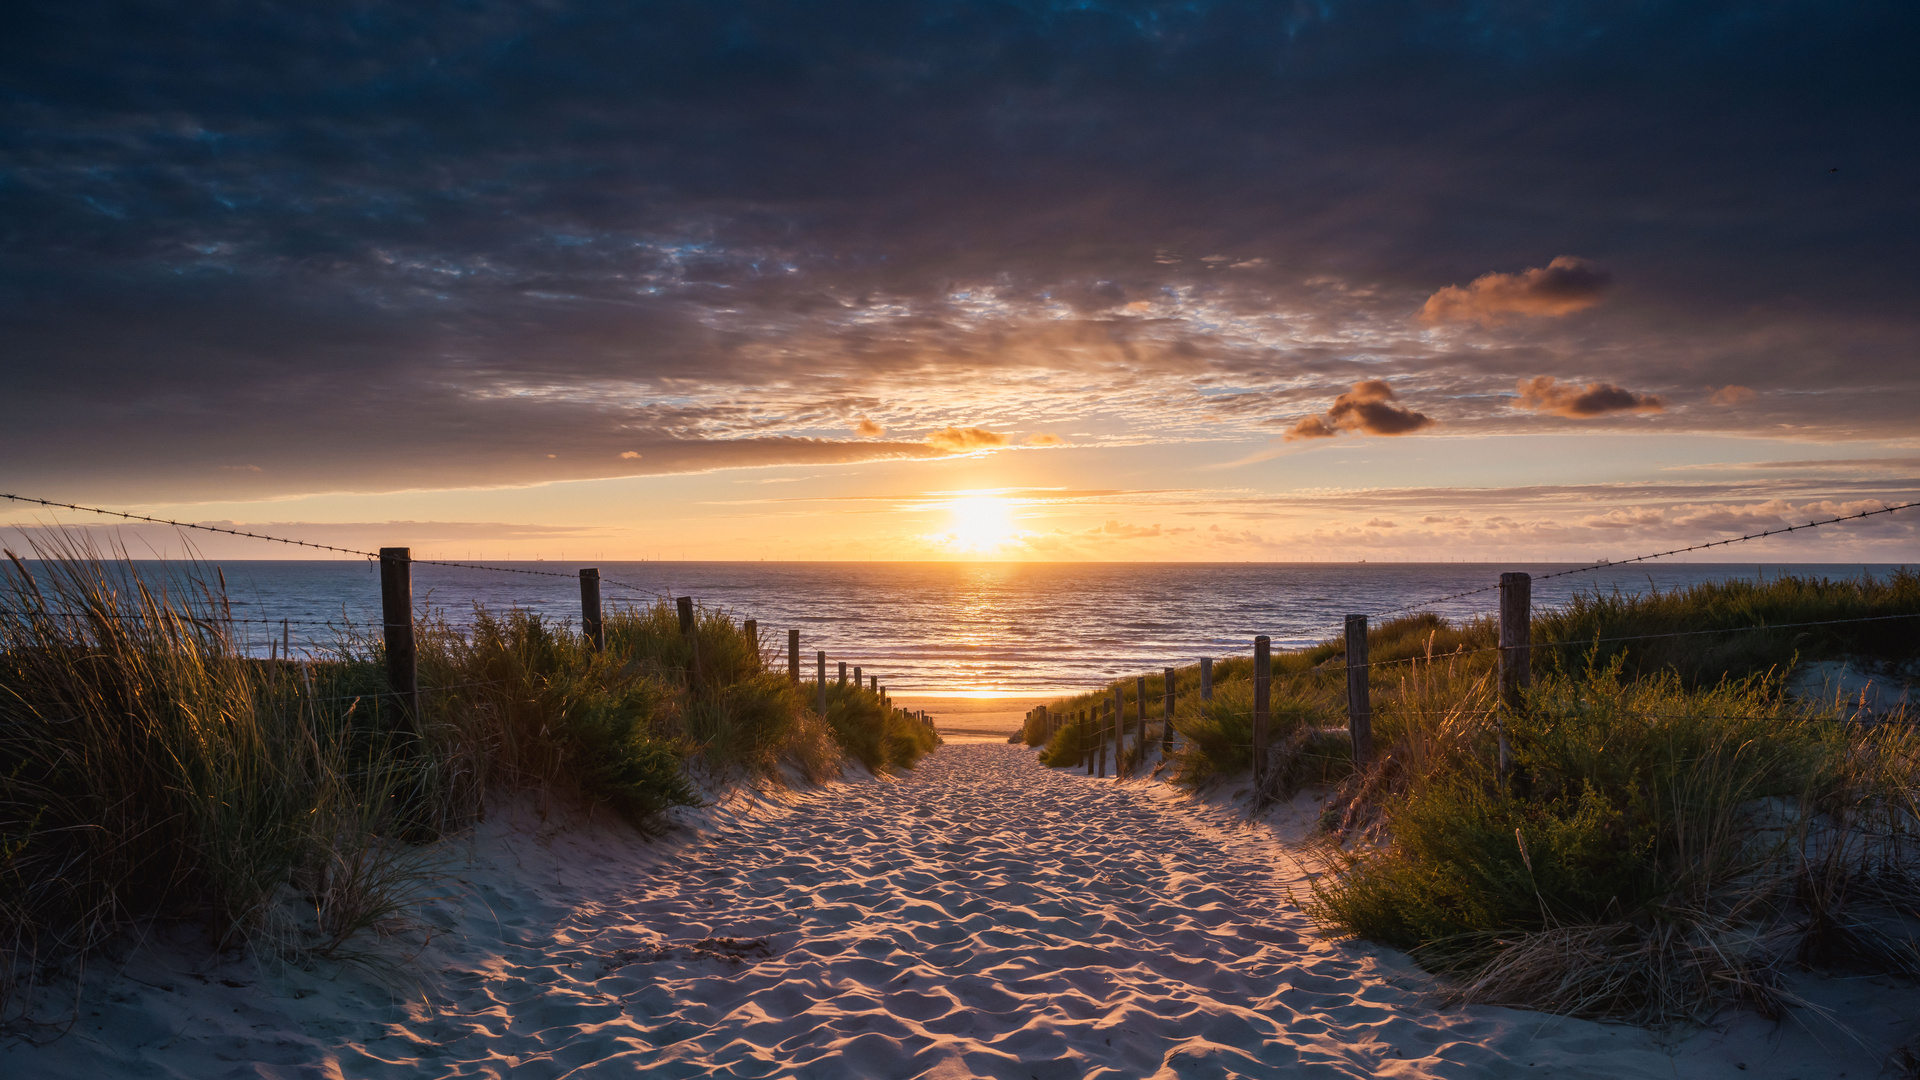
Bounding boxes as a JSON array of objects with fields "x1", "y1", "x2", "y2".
[
  {"x1": 0, "y1": 538, "x2": 931, "y2": 1020},
  {"x1": 1037, "y1": 570, "x2": 1920, "y2": 1027}
]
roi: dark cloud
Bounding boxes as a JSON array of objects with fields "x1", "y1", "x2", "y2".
[
  {"x1": 1420, "y1": 257, "x2": 1611, "y2": 325},
  {"x1": 0, "y1": 1, "x2": 1916, "y2": 497},
  {"x1": 1515, "y1": 376, "x2": 1665, "y2": 417},
  {"x1": 1286, "y1": 380, "x2": 1435, "y2": 440}
]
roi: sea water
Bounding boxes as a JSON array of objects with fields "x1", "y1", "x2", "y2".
[{"x1": 131, "y1": 560, "x2": 1911, "y2": 694}]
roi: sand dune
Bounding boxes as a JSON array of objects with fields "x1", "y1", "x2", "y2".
[{"x1": 7, "y1": 743, "x2": 1915, "y2": 1077}]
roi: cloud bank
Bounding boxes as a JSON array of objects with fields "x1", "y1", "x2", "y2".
[{"x1": 0, "y1": 2, "x2": 1913, "y2": 501}]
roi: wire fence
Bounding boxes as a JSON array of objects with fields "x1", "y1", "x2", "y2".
[
  {"x1": 0, "y1": 493, "x2": 664, "y2": 594},
  {"x1": 1024, "y1": 602, "x2": 1920, "y2": 774},
  {"x1": 1367, "y1": 500, "x2": 1919, "y2": 620},
  {"x1": 0, "y1": 491, "x2": 927, "y2": 724},
  {"x1": 4, "y1": 488, "x2": 1914, "y2": 735}
]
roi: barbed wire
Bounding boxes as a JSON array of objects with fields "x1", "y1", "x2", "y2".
[
  {"x1": 1369, "y1": 500, "x2": 1919, "y2": 619},
  {"x1": 1032, "y1": 610, "x2": 1920, "y2": 704},
  {"x1": 0, "y1": 492, "x2": 668, "y2": 595}
]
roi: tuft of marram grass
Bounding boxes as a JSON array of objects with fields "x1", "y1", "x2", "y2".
[
  {"x1": 1, "y1": 536, "x2": 939, "y2": 1024},
  {"x1": 1044, "y1": 572, "x2": 1919, "y2": 1029},
  {"x1": 0, "y1": 538, "x2": 440, "y2": 1020}
]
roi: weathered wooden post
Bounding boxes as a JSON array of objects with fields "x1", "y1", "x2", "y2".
[
  {"x1": 1135, "y1": 676, "x2": 1147, "y2": 752},
  {"x1": 839, "y1": 661, "x2": 847, "y2": 687},
  {"x1": 1112, "y1": 686, "x2": 1124, "y2": 778},
  {"x1": 1096, "y1": 701, "x2": 1108, "y2": 778},
  {"x1": 1498, "y1": 571, "x2": 1532, "y2": 776},
  {"x1": 743, "y1": 619, "x2": 757, "y2": 667},
  {"x1": 854, "y1": 665, "x2": 862, "y2": 691},
  {"x1": 1163, "y1": 667, "x2": 1176, "y2": 752},
  {"x1": 870, "y1": 675, "x2": 878, "y2": 693},
  {"x1": 818, "y1": 651, "x2": 828, "y2": 715},
  {"x1": 789, "y1": 628, "x2": 800, "y2": 682},
  {"x1": 1201, "y1": 657, "x2": 1213, "y2": 701},
  {"x1": 1078, "y1": 710, "x2": 1088, "y2": 769},
  {"x1": 1252, "y1": 635, "x2": 1271, "y2": 789},
  {"x1": 1345, "y1": 615, "x2": 1373, "y2": 770},
  {"x1": 579, "y1": 568, "x2": 604, "y2": 652},
  {"x1": 678, "y1": 595, "x2": 700, "y2": 688},
  {"x1": 378, "y1": 547, "x2": 418, "y2": 724}
]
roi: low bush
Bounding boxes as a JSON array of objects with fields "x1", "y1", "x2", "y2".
[
  {"x1": 0, "y1": 539, "x2": 935, "y2": 1020},
  {"x1": 1303, "y1": 656, "x2": 1911, "y2": 1023},
  {"x1": 1045, "y1": 571, "x2": 1920, "y2": 1027}
]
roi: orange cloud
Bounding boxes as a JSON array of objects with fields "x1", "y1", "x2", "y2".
[
  {"x1": 925, "y1": 425, "x2": 1011, "y2": 453},
  {"x1": 853, "y1": 417, "x2": 885, "y2": 438},
  {"x1": 1516, "y1": 376, "x2": 1664, "y2": 417},
  {"x1": 1285, "y1": 380, "x2": 1435, "y2": 440},
  {"x1": 1709, "y1": 385, "x2": 1756, "y2": 406},
  {"x1": 619, "y1": 450, "x2": 642, "y2": 459},
  {"x1": 1025, "y1": 433, "x2": 1066, "y2": 446},
  {"x1": 1420, "y1": 256, "x2": 1610, "y2": 325}
]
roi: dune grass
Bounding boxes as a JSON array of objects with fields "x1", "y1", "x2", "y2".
[
  {"x1": 1533, "y1": 567, "x2": 1920, "y2": 686},
  {"x1": 0, "y1": 539, "x2": 935, "y2": 1020},
  {"x1": 1031, "y1": 572, "x2": 1920, "y2": 1026}
]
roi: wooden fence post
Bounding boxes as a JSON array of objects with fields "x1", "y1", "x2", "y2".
[
  {"x1": 1162, "y1": 667, "x2": 1175, "y2": 752},
  {"x1": 1078, "y1": 710, "x2": 1088, "y2": 769},
  {"x1": 1201, "y1": 656, "x2": 1213, "y2": 701},
  {"x1": 818, "y1": 651, "x2": 828, "y2": 715},
  {"x1": 854, "y1": 665, "x2": 862, "y2": 691},
  {"x1": 1135, "y1": 676, "x2": 1147, "y2": 754},
  {"x1": 1252, "y1": 636, "x2": 1270, "y2": 789},
  {"x1": 870, "y1": 675, "x2": 878, "y2": 693},
  {"x1": 743, "y1": 619, "x2": 757, "y2": 667},
  {"x1": 1097, "y1": 700, "x2": 1108, "y2": 778},
  {"x1": 1112, "y1": 687, "x2": 1124, "y2": 778},
  {"x1": 1498, "y1": 571, "x2": 1532, "y2": 776},
  {"x1": 579, "y1": 568, "x2": 604, "y2": 652},
  {"x1": 839, "y1": 661, "x2": 847, "y2": 687},
  {"x1": 678, "y1": 595, "x2": 700, "y2": 688},
  {"x1": 789, "y1": 628, "x2": 801, "y2": 682},
  {"x1": 378, "y1": 547, "x2": 418, "y2": 724},
  {"x1": 1345, "y1": 615, "x2": 1373, "y2": 770}
]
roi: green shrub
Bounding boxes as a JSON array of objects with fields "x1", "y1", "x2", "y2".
[
  {"x1": 1305, "y1": 657, "x2": 1855, "y2": 1021},
  {"x1": 1038, "y1": 714, "x2": 1092, "y2": 768}
]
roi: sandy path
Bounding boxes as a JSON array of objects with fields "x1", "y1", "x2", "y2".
[
  {"x1": 19, "y1": 743, "x2": 1897, "y2": 1078},
  {"x1": 353, "y1": 744, "x2": 1664, "y2": 1078}
]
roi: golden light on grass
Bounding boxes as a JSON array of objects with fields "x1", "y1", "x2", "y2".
[{"x1": 942, "y1": 494, "x2": 1018, "y2": 554}]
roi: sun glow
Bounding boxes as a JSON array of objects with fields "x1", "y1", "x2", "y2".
[{"x1": 943, "y1": 495, "x2": 1018, "y2": 554}]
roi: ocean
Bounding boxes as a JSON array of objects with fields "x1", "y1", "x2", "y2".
[{"x1": 102, "y1": 559, "x2": 1914, "y2": 695}]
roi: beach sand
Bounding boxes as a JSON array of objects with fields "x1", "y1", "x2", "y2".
[{"x1": 7, "y1": 742, "x2": 1917, "y2": 1077}]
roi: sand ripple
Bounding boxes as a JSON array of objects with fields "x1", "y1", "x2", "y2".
[{"x1": 360, "y1": 744, "x2": 1669, "y2": 1079}]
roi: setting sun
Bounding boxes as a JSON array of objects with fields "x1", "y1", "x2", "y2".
[{"x1": 944, "y1": 495, "x2": 1018, "y2": 553}]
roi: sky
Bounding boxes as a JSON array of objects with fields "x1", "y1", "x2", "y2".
[{"x1": 2, "y1": 1, "x2": 1917, "y2": 562}]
